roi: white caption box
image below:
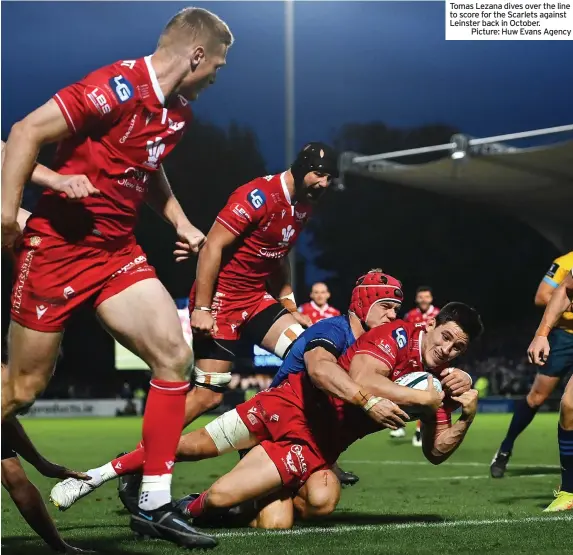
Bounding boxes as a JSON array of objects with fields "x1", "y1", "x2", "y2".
[{"x1": 445, "y1": 2, "x2": 573, "y2": 40}]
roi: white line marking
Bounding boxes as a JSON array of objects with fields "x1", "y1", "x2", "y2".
[
  {"x1": 340, "y1": 460, "x2": 560, "y2": 469},
  {"x1": 416, "y1": 473, "x2": 555, "y2": 481},
  {"x1": 214, "y1": 515, "x2": 573, "y2": 538}
]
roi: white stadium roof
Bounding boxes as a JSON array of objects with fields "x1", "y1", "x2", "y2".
[{"x1": 340, "y1": 125, "x2": 573, "y2": 251}]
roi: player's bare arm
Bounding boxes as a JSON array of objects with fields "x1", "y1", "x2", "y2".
[
  {"x1": 305, "y1": 347, "x2": 409, "y2": 429},
  {"x1": 421, "y1": 389, "x2": 478, "y2": 465},
  {"x1": 268, "y1": 258, "x2": 313, "y2": 328},
  {"x1": 2, "y1": 417, "x2": 90, "y2": 481},
  {"x1": 1, "y1": 99, "x2": 72, "y2": 247},
  {"x1": 534, "y1": 278, "x2": 557, "y2": 307},
  {"x1": 191, "y1": 221, "x2": 238, "y2": 334},
  {"x1": 148, "y1": 165, "x2": 205, "y2": 253},
  {"x1": 349, "y1": 353, "x2": 444, "y2": 411},
  {"x1": 529, "y1": 272, "x2": 573, "y2": 365}
]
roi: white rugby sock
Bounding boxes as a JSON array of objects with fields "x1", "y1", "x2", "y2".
[
  {"x1": 87, "y1": 462, "x2": 117, "y2": 487},
  {"x1": 138, "y1": 474, "x2": 172, "y2": 511}
]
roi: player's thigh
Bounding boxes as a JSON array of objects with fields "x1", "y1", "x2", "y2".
[
  {"x1": 245, "y1": 303, "x2": 302, "y2": 356},
  {"x1": 560, "y1": 375, "x2": 573, "y2": 429},
  {"x1": 527, "y1": 373, "x2": 560, "y2": 407},
  {"x1": 206, "y1": 445, "x2": 283, "y2": 509},
  {"x1": 294, "y1": 469, "x2": 340, "y2": 518},
  {"x1": 4, "y1": 322, "x2": 62, "y2": 405},
  {"x1": 250, "y1": 489, "x2": 294, "y2": 529},
  {"x1": 96, "y1": 279, "x2": 191, "y2": 379}
]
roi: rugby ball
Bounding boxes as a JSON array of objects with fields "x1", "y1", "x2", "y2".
[{"x1": 394, "y1": 371, "x2": 442, "y2": 418}]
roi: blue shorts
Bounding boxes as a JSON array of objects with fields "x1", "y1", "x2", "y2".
[{"x1": 538, "y1": 328, "x2": 573, "y2": 379}]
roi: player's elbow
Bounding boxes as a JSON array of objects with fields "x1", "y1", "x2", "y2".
[
  {"x1": 423, "y1": 447, "x2": 445, "y2": 465},
  {"x1": 534, "y1": 290, "x2": 551, "y2": 307},
  {"x1": 8, "y1": 119, "x2": 44, "y2": 150}
]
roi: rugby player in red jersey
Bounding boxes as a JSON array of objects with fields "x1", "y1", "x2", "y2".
[
  {"x1": 1, "y1": 7, "x2": 233, "y2": 548},
  {"x1": 51, "y1": 303, "x2": 480, "y2": 531},
  {"x1": 299, "y1": 282, "x2": 341, "y2": 324}
]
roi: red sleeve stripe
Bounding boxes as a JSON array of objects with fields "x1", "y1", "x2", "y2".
[
  {"x1": 216, "y1": 217, "x2": 241, "y2": 237},
  {"x1": 355, "y1": 349, "x2": 394, "y2": 368},
  {"x1": 53, "y1": 93, "x2": 77, "y2": 133}
]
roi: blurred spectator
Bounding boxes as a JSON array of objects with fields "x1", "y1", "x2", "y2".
[
  {"x1": 119, "y1": 382, "x2": 133, "y2": 400},
  {"x1": 299, "y1": 282, "x2": 341, "y2": 324},
  {"x1": 403, "y1": 286, "x2": 440, "y2": 324}
]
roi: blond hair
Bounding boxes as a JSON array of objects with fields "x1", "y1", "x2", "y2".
[{"x1": 159, "y1": 7, "x2": 234, "y2": 52}]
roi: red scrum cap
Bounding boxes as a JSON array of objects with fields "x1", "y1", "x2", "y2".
[{"x1": 349, "y1": 269, "x2": 403, "y2": 328}]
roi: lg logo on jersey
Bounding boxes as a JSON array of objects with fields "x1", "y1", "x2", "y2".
[{"x1": 109, "y1": 75, "x2": 133, "y2": 103}]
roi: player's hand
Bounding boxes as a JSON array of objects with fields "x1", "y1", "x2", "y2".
[
  {"x1": 527, "y1": 335, "x2": 550, "y2": 366},
  {"x1": 52, "y1": 174, "x2": 100, "y2": 199},
  {"x1": 36, "y1": 459, "x2": 90, "y2": 481},
  {"x1": 440, "y1": 367, "x2": 472, "y2": 397},
  {"x1": 366, "y1": 397, "x2": 410, "y2": 430},
  {"x1": 176, "y1": 224, "x2": 206, "y2": 258},
  {"x1": 191, "y1": 308, "x2": 218, "y2": 336},
  {"x1": 291, "y1": 311, "x2": 313, "y2": 328},
  {"x1": 1, "y1": 217, "x2": 22, "y2": 250},
  {"x1": 451, "y1": 389, "x2": 479, "y2": 418},
  {"x1": 423, "y1": 375, "x2": 445, "y2": 412}
]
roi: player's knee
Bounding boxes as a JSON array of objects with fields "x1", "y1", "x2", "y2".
[
  {"x1": 1, "y1": 461, "x2": 29, "y2": 492},
  {"x1": 190, "y1": 387, "x2": 224, "y2": 413},
  {"x1": 254, "y1": 511, "x2": 294, "y2": 529},
  {"x1": 306, "y1": 488, "x2": 339, "y2": 517},
  {"x1": 153, "y1": 342, "x2": 193, "y2": 380},
  {"x1": 205, "y1": 485, "x2": 237, "y2": 510},
  {"x1": 560, "y1": 393, "x2": 573, "y2": 429},
  {"x1": 527, "y1": 390, "x2": 548, "y2": 408}
]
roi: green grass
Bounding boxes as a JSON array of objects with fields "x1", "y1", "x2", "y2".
[{"x1": 2, "y1": 413, "x2": 572, "y2": 554}]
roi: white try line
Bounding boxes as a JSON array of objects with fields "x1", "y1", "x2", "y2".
[
  {"x1": 416, "y1": 473, "x2": 555, "y2": 481},
  {"x1": 214, "y1": 515, "x2": 573, "y2": 538},
  {"x1": 340, "y1": 460, "x2": 560, "y2": 469}
]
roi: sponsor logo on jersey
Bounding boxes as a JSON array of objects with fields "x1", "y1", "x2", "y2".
[
  {"x1": 109, "y1": 75, "x2": 134, "y2": 103},
  {"x1": 13, "y1": 249, "x2": 35, "y2": 314},
  {"x1": 259, "y1": 247, "x2": 286, "y2": 259},
  {"x1": 119, "y1": 114, "x2": 137, "y2": 144},
  {"x1": 168, "y1": 118, "x2": 185, "y2": 134},
  {"x1": 377, "y1": 340, "x2": 394, "y2": 356},
  {"x1": 247, "y1": 189, "x2": 266, "y2": 210},
  {"x1": 117, "y1": 167, "x2": 149, "y2": 193},
  {"x1": 295, "y1": 210, "x2": 307, "y2": 221},
  {"x1": 36, "y1": 305, "x2": 48, "y2": 320},
  {"x1": 30, "y1": 236, "x2": 42, "y2": 247},
  {"x1": 231, "y1": 203, "x2": 251, "y2": 222},
  {"x1": 392, "y1": 327, "x2": 408, "y2": 349},
  {"x1": 111, "y1": 255, "x2": 147, "y2": 279},
  {"x1": 546, "y1": 262, "x2": 559, "y2": 279},
  {"x1": 290, "y1": 444, "x2": 308, "y2": 474},
  {"x1": 86, "y1": 86, "x2": 111, "y2": 116}
]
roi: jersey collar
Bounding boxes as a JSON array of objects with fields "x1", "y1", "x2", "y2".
[
  {"x1": 144, "y1": 55, "x2": 166, "y2": 106},
  {"x1": 280, "y1": 172, "x2": 294, "y2": 206}
]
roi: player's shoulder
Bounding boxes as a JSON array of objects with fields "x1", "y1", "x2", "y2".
[
  {"x1": 313, "y1": 314, "x2": 349, "y2": 333},
  {"x1": 553, "y1": 251, "x2": 573, "y2": 271},
  {"x1": 231, "y1": 174, "x2": 283, "y2": 211}
]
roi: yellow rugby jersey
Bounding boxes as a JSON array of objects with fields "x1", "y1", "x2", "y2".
[{"x1": 543, "y1": 251, "x2": 573, "y2": 333}]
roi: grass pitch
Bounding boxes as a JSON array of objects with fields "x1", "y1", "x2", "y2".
[{"x1": 2, "y1": 413, "x2": 571, "y2": 554}]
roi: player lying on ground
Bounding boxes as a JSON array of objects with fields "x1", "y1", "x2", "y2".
[
  {"x1": 2, "y1": 7, "x2": 234, "y2": 549},
  {"x1": 527, "y1": 268, "x2": 573, "y2": 512},
  {"x1": 1, "y1": 366, "x2": 92, "y2": 553},
  {"x1": 51, "y1": 303, "x2": 481, "y2": 532},
  {"x1": 491, "y1": 252, "x2": 573, "y2": 479}
]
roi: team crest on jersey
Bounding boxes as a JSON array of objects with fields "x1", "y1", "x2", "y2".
[{"x1": 392, "y1": 327, "x2": 408, "y2": 349}]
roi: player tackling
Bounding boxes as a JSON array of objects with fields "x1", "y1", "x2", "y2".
[{"x1": 2, "y1": 7, "x2": 233, "y2": 549}]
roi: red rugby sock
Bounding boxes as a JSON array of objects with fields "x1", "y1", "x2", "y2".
[
  {"x1": 142, "y1": 379, "x2": 189, "y2": 477},
  {"x1": 186, "y1": 491, "x2": 208, "y2": 517},
  {"x1": 110, "y1": 448, "x2": 145, "y2": 476}
]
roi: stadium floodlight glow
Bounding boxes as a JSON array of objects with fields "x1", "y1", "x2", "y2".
[{"x1": 450, "y1": 134, "x2": 469, "y2": 161}]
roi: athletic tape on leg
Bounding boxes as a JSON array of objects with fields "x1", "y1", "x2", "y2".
[
  {"x1": 274, "y1": 324, "x2": 304, "y2": 358},
  {"x1": 205, "y1": 409, "x2": 253, "y2": 454},
  {"x1": 194, "y1": 367, "x2": 232, "y2": 392}
]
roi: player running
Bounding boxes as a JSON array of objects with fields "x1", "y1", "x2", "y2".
[
  {"x1": 491, "y1": 252, "x2": 573, "y2": 479},
  {"x1": 50, "y1": 302, "x2": 480, "y2": 530},
  {"x1": 298, "y1": 282, "x2": 341, "y2": 324},
  {"x1": 391, "y1": 285, "x2": 441, "y2": 445},
  {"x1": 527, "y1": 268, "x2": 573, "y2": 512},
  {"x1": 2, "y1": 7, "x2": 233, "y2": 549}
]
